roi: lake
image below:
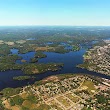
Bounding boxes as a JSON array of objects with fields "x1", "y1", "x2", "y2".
[{"x1": 0, "y1": 44, "x2": 110, "y2": 90}]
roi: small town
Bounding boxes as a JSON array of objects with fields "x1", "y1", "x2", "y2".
[
  {"x1": 0, "y1": 74, "x2": 110, "y2": 110},
  {"x1": 78, "y1": 40, "x2": 110, "y2": 76}
]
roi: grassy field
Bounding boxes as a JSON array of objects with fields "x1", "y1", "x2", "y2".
[
  {"x1": 49, "y1": 99, "x2": 63, "y2": 110},
  {"x1": 65, "y1": 93, "x2": 80, "y2": 103},
  {"x1": 56, "y1": 96, "x2": 71, "y2": 108},
  {"x1": 80, "y1": 80, "x2": 96, "y2": 94}
]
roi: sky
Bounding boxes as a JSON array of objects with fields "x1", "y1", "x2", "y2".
[{"x1": 0, "y1": 0, "x2": 110, "y2": 26}]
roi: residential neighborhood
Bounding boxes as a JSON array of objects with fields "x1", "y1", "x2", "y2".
[
  {"x1": 78, "y1": 40, "x2": 110, "y2": 76},
  {"x1": 1, "y1": 74, "x2": 110, "y2": 110}
]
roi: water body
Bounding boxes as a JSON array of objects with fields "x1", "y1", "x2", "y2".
[
  {"x1": 0, "y1": 70, "x2": 31, "y2": 90},
  {"x1": 105, "y1": 38, "x2": 110, "y2": 40},
  {"x1": 10, "y1": 49, "x2": 36, "y2": 64},
  {"x1": 0, "y1": 45, "x2": 110, "y2": 90},
  {"x1": 46, "y1": 42, "x2": 54, "y2": 45},
  {"x1": 26, "y1": 38, "x2": 36, "y2": 40}
]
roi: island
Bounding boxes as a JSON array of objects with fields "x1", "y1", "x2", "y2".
[{"x1": 13, "y1": 76, "x2": 35, "y2": 81}]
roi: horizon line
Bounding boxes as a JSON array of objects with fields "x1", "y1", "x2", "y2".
[{"x1": 0, "y1": 25, "x2": 110, "y2": 27}]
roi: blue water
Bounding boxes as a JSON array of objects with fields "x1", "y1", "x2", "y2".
[
  {"x1": 106, "y1": 38, "x2": 110, "y2": 40},
  {"x1": 46, "y1": 42, "x2": 54, "y2": 45},
  {"x1": 0, "y1": 45, "x2": 110, "y2": 90},
  {"x1": 60, "y1": 42, "x2": 67, "y2": 46},
  {"x1": 91, "y1": 40, "x2": 99, "y2": 44},
  {"x1": 38, "y1": 49, "x2": 85, "y2": 73},
  {"x1": 59, "y1": 42, "x2": 73, "y2": 50},
  {"x1": 16, "y1": 52, "x2": 36, "y2": 64},
  {"x1": 26, "y1": 38, "x2": 36, "y2": 40},
  {"x1": 10, "y1": 49, "x2": 19, "y2": 54},
  {"x1": 0, "y1": 70, "x2": 29, "y2": 90},
  {"x1": 10, "y1": 49, "x2": 36, "y2": 64},
  {"x1": 64, "y1": 45, "x2": 72, "y2": 50}
]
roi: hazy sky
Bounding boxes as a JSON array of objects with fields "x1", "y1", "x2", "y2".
[{"x1": 0, "y1": 0, "x2": 110, "y2": 26}]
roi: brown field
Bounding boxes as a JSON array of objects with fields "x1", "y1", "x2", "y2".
[
  {"x1": 32, "y1": 68, "x2": 39, "y2": 74},
  {"x1": 35, "y1": 46, "x2": 53, "y2": 51},
  {"x1": 11, "y1": 105, "x2": 21, "y2": 110},
  {"x1": 20, "y1": 93, "x2": 29, "y2": 99},
  {"x1": 5, "y1": 41, "x2": 15, "y2": 46},
  {"x1": 16, "y1": 40, "x2": 26, "y2": 44},
  {"x1": 22, "y1": 100, "x2": 32, "y2": 108},
  {"x1": 21, "y1": 60, "x2": 27, "y2": 63},
  {"x1": 42, "y1": 76, "x2": 59, "y2": 83},
  {"x1": 48, "y1": 99, "x2": 63, "y2": 110}
]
